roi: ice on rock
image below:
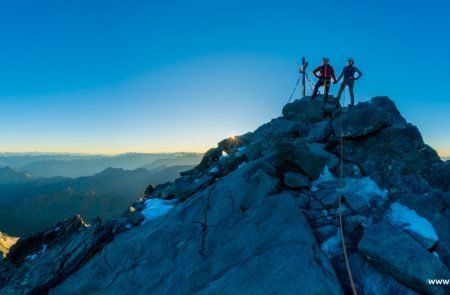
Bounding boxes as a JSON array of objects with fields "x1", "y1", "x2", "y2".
[
  {"x1": 209, "y1": 166, "x2": 219, "y2": 173},
  {"x1": 25, "y1": 244, "x2": 48, "y2": 261},
  {"x1": 341, "y1": 177, "x2": 388, "y2": 201},
  {"x1": 141, "y1": 199, "x2": 177, "y2": 224},
  {"x1": 311, "y1": 166, "x2": 335, "y2": 192},
  {"x1": 320, "y1": 231, "x2": 342, "y2": 257},
  {"x1": 388, "y1": 202, "x2": 438, "y2": 248}
]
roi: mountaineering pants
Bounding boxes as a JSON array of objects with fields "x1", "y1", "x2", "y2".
[
  {"x1": 311, "y1": 79, "x2": 331, "y2": 102},
  {"x1": 337, "y1": 79, "x2": 355, "y2": 106}
]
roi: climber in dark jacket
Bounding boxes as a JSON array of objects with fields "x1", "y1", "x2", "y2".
[
  {"x1": 311, "y1": 57, "x2": 337, "y2": 103},
  {"x1": 334, "y1": 58, "x2": 363, "y2": 107}
]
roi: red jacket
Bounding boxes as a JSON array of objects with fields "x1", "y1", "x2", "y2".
[{"x1": 313, "y1": 65, "x2": 336, "y2": 81}]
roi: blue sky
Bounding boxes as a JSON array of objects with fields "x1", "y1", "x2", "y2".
[{"x1": 0, "y1": 0, "x2": 449, "y2": 155}]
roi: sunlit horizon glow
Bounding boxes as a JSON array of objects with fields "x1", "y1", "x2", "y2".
[
  {"x1": 1, "y1": 143, "x2": 449, "y2": 158},
  {"x1": 0, "y1": 1, "x2": 449, "y2": 158}
]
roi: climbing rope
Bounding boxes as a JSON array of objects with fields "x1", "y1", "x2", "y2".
[
  {"x1": 286, "y1": 72, "x2": 316, "y2": 104},
  {"x1": 338, "y1": 89, "x2": 358, "y2": 295},
  {"x1": 305, "y1": 72, "x2": 315, "y2": 93},
  {"x1": 286, "y1": 75, "x2": 301, "y2": 104}
]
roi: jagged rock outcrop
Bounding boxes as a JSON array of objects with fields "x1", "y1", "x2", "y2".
[
  {"x1": 359, "y1": 223, "x2": 448, "y2": 295},
  {"x1": 0, "y1": 215, "x2": 114, "y2": 294},
  {"x1": 1, "y1": 95, "x2": 449, "y2": 295}
]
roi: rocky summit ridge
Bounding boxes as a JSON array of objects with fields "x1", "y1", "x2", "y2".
[{"x1": 1, "y1": 95, "x2": 449, "y2": 295}]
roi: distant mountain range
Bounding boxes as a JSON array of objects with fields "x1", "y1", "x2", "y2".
[
  {"x1": 0, "y1": 152, "x2": 203, "y2": 178},
  {"x1": 0, "y1": 164, "x2": 196, "y2": 236}
]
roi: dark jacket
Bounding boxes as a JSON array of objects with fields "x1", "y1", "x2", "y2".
[{"x1": 338, "y1": 65, "x2": 363, "y2": 81}]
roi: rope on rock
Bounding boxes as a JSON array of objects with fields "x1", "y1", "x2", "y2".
[{"x1": 339, "y1": 90, "x2": 358, "y2": 295}]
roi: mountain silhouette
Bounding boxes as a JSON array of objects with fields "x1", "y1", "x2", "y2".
[
  {"x1": 0, "y1": 165, "x2": 196, "y2": 236},
  {"x1": 1, "y1": 96, "x2": 449, "y2": 294}
]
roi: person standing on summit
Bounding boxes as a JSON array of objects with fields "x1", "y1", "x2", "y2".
[
  {"x1": 335, "y1": 58, "x2": 363, "y2": 107},
  {"x1": 311, "y1": 57, "x2": 337, "y2": 102}
]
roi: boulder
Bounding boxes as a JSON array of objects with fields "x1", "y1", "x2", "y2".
[
  {"x1": 358, "y1": 223, "x2": 450, "y2": 295},
  {"x1": 271, "y1": 143, "x2": 327, "y2": 180},
  {"x1": 332, "y1": 96, "x2": 406, "y2": 138},
  {"x1": 283, "y1": 172, "x2": 311, "y2": 188},
  {"x1": 304, "y1": 142, "x2": 340, "y2": 169},
  {"x1": 343, "y1": 215, "x2": 366, "y2": 233},
  {"x1": 240, "y1": 169, "x2": 281, "y2": 211},
  {"x1": 317, "y1": 179, "x2": 341, "y2": 190},
  {"x1": 315, "y1": 188, "x2": 343, "y2": 209},
  {"x1": 282, "y1": 96, "x2": 325, "y2": 123},
  {"x1": 340, "y1": 123, "x2": 441, "y2": 189},
  {"x1": 307, "y1": 121, "x2": 332, "y2": 142},
  {"x1": 292, "y1": 192, "x2": 311, "y2": 209},
  {"x1": 0, "y1": 217, "x2": 113, "y2": 294},
  {"x1": 344, "y1": 192, "x2": 368, "y2": 212},
  {"x1": 247, "y1": 117, "x2": 304, "y2": 158},
  {"x1": 349, "y1": 253, "x2": 418, "y2": 295},
  {"x1": 321, "y1": 193, "x2": 341, "y2": 209},
  {"x1": 427, "y1": 161, "x2": 450, "y2": 192},
  {"x1": 395, "y1": 193, "x2": 450, "y2": 266},
  {"x1": 123, "y1": 207, "x2": 145, "y2": 226},
  {"x1": 144, "y1": 184, "x2": 155, "y2": 197},
  {"x1": 165, "y1": 175, "x2": 213, "y2": 201},
  {"x1": 387, "y1": 202, "x2": 438, "y2": 250},
  {"x1": 313, "y1": 225, "x2": 338, "y2": 243}
]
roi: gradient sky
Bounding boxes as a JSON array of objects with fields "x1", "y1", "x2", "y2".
[{"x1": 0, "y1": 0, "x2": 449, "y2": 156}]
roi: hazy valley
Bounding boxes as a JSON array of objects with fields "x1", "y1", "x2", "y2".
[{"x1": 0, "y1": 153, "x2": 202, "y2": 238}]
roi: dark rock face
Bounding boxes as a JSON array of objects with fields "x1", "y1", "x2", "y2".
[
  {"x1": 332, "y1": 96, "x2": 406, "y2": 138},
  {"x1": 282, "y1": 96, "x2": 325, "y2": 122},
  {"x1": 427, "y1": 161, "x2": 450, "y2": 192},
  {"x1": 2, "y1": 96, "x2": 450, "y2": 295},
  {"x1": 349, "y1": 253, "x2": 419, "y2": 295},
  {"x1": 271, "y1": 143, "x2": 328, "y2": 179},
  {"x1": 0, "y1": 216, "x2": 113, "y2": 294},
  {"x1": 283, "y1": 171, "x2": 311, "y2": 188},
  {"x1": 52, "y1": 187, "x2": 342, "y2": 295},
  {"x1": 359, "y1": 223, "x2": 449, "y2": 295}
]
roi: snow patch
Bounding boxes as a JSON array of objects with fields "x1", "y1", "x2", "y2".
[
  {"x1": 220, "y1": 151, "x2": 229, "y2": 159},
  {"x1": 209, "y1": 166, "x2": 219, "y2": 173},
  {"x1": 311, "y1": 166, "x2": 334, "y2": 191},
  {"x1": 388, "y1": 202, "x2": 438, "y2": 243},
  {"x1": 341, "y1": 177, "x2": 388, "y2": 201},
  {"x1": 141, "y1": 199, "x2": 177, "y2": 224},
  {"x1": 25, "y1": 244, "x2": 48, "y2": 261},
  {"x1": 311, "y1": 166, "x2": 387, "y2": 210},
  {"x1": 320, "y1": 231, "x2": 342, "y2": 257},
  {"x1": 41, "y1": 244, "x2": 47, "y2": 254},
  {"x1": 26, "y1": 254, "x2": 38, "y2": 261}
]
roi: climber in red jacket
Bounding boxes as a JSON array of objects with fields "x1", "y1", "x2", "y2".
[{"x1": 311, "y1": 57, "x2": 337, "y2": 103}]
